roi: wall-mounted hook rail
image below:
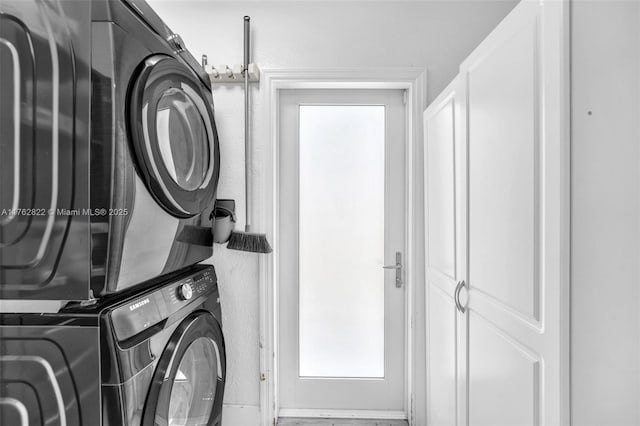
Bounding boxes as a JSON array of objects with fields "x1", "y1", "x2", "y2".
[{"x1": 206, "y1": 63, "x2": 260, "y2": 83}]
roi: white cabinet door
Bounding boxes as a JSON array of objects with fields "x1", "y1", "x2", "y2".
[
  {"x1": 460, "y1": 1, "x2": 569, "y2": 425},
  {"x1": 424, "y1": 76, "x2": 466, "y2": 426},
  {"x1": 425, "y1": 1, "x2": 569, "y2": 425}
]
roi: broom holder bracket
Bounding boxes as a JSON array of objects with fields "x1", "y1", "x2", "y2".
[{"x1": 206, "y1": 63, "x2": 260, "y2": 84}]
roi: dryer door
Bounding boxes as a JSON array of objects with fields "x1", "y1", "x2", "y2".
[
  {"x1": 129, "y1": 55, "x2": 220, "y2": 218},
  {"x1": 0, "y1": 0, "x2": 92, "y2": 300},
  {"x1": 143, "y1": 312, "x2": 226, "y2": 426}
]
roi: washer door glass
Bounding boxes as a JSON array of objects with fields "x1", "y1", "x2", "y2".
[
  {"x1": 156, "y1": 88, "x2": 210, "y2": 191},
  {"x1": 144, "y1": 312, "x2": 226, "y2": 426},
  {"x1": 129, "y1": 55, "x2": 220, "y2": 218},
  {"x1": 167, "y1": 337, "x2": 218, "y2": 426}
]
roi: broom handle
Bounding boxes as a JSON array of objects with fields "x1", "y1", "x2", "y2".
[{"x1": 243, "y1": 16, "x2": 251, "y2": 232}]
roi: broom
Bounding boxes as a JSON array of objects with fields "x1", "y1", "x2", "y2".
[{"x1": 227, "y1": 16, "x2": 272, "y2": 254}]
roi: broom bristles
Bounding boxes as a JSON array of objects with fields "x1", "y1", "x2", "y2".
[{"x1": 227, "y1": 230, "x2": 272, "y2": 253}]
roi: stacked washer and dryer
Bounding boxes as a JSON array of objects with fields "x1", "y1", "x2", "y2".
[{"x1": 0, "y1": 0, "x2": 226, "y2": 424}]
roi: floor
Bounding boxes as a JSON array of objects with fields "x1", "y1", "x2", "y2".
[{"x1": 278, "y1": 419, "x2": 409, "y2": 426}]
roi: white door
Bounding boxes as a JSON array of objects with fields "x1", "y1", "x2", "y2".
[
  {"x1": 278, "y1": 89, "x2": 407, "y2": 419},
  {"x1": 424, "y1": 76, "x2": 466, "y2": 426},
  {"x1": 425, "y1": 1, "x2": 569, "y2": 425}
]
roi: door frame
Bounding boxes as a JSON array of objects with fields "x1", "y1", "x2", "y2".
[{"x1": 258, "y1": 68, "x2": 426, "y2": 426}]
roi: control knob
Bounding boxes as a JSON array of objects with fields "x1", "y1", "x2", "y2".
[{"x1": 177, "y1": 283, "x2": 193, "y2": 301}]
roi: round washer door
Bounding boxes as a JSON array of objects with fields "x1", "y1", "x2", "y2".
[
  {"x1": 143, "y1": 312, "x2": 226, "y2": 426},
  {"x1": 129, "y1": 55, "x2": 220, "y2": 218}
]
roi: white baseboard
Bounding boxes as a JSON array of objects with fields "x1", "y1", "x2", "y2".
[
  {"x1": 277, "y1": 409, "x2": 407, "y2": 420},
  {"x1": 222, "y1": 404, "x2": 261, "y2": 426}
]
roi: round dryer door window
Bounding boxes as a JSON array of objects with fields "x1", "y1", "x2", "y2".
[
  {"x1": 156, "y1": 88, "x2": 210, "y2": 191},
  {"x1": 129, "y1": 55, "x2": 220, "y2": 217}
]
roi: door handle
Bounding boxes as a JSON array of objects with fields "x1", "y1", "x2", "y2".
[
  {"x1": 382, "y1": 252, "x2": 403, "y2": 288},
  {"x1": 454, "y1": 280, "x2": 467, "y2": 314}
]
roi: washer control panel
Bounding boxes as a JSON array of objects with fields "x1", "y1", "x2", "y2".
[
  {"x1": 111, "y1": 266, "x2": 217, "y2": 342},
  {"x1": 163, "y1": 268, "x2": 213, "y2": 307}
]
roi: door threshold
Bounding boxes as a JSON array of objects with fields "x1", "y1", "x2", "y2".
[
  {"x1": 278, "y1": 409, "x2": 406, "y2": 420},
  {"x1": 278, "y1": 419, "x2": 409, "y2": 426}
]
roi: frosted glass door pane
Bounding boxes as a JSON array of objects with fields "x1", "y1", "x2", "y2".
[{"x1": 298, "y1": 105, "x2": 385, "y2": 378}]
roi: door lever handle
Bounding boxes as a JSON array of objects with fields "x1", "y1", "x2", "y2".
[{"x1": 382, "y1": 252, "x2": 403, "y2": 288}]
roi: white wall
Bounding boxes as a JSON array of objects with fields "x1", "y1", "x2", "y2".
[
  {"x1": 571, "y1": 1, "x2": 640, "y2": 425},
  {"x1": 146, "y1": 1, "x2": 517, "y2": 424}
]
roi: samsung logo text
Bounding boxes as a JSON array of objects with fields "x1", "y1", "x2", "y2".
[{"x1": 129, "y1": 298, "x2": 150, "y2": 311}]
